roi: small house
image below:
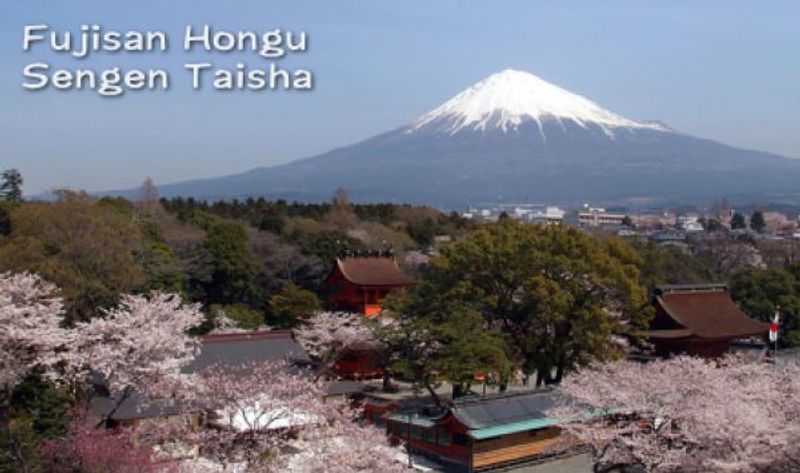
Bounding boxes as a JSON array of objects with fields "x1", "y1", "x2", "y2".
[{"x1": 375, "y1": 390, "x2": 570, "y2": 472}]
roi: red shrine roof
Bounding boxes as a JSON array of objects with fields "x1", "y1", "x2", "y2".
[
  {"x1": 331, "y1": 256, "x2": 415, "y2": 286},
  {"x1": 650, "y1": 284, "x2": 769, "y2": 340}
]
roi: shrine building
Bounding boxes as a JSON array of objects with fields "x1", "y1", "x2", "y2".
[
  {"x1": 648, "y1": 284, "x2": 769, "y2": 358},
  {"x1": 321, "y1": 254, "x2": 414, "y2": 317},
  {"x1": 366, "y1": 389, "x2": 571, "y2": 472}
]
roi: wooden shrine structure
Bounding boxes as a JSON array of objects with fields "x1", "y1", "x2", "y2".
[
  {"x1": 648, "y1": 284, "x2": 769, "y2": 358},
  {"x1": 322, "y1": 253, "x2": 414, "y2": 317}
]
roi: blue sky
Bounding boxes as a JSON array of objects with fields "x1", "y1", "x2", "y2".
[{"x1": 1, "y1": 0, "x2": 799, "y2": 195}]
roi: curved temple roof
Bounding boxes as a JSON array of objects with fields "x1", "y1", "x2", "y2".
[
  {"x1": 651, "y1": 285, "x2": 769, "y2": 340},
  {"x1": 332, "y1": 256, "x2": 415, "y2": 286}
]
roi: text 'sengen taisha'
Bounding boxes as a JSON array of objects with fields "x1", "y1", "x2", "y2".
[{"x1": 20, "y1": 25, "x2": 313, "y2": 96}]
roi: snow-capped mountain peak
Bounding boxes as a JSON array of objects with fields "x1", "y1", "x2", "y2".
[{"x1": 410, "y1": 69, "x2": 666, "y2": 136}]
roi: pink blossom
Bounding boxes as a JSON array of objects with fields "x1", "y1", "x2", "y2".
[
  {"x1": 0, "y1": 271, "x2": 76, "y2": 391},
  {"x1": 76, "y1": 293, "x2": 203, "y2": 395},
  {"x1": 294, "y1": 311, "x2": 374, "y2": 366},
  {"x1": 552, "y1": 356, "x2": 800, "y2": 473}
]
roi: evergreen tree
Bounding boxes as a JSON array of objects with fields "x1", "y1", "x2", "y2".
[
  {"x1": 751, "y1": 211, "x2": 766, "y2": 233},
  {"x1": 705, "y1": 218, "x2": 723, "y2": 232},
  {"x1": 393, "y1": 220, "x2": 650, "y2": 387},
  {"x1": 0, "y1": 169, "x2": 22, "y2": 204},
  {"x1": 0, "y1": 205, "x2": 10, "y2": 237},
  {"x1": 268, "y1": 283, "x2": 321, "y2": 327},
  {"x1": 202, "y1": 221, "x2": 262, "y2": 306},
  {"x1": 730, "y1": 212, "x2": 747, "y2": 230},
  {"x1": 730, "y1": 266, "x2": 800, "y2": 347}
]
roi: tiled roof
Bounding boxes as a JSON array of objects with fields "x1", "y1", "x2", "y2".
[
  {"x1": 333, "y1": 256, "x2": 415, "y2": 286},
  {"x1": 451, "y1": 389, "x2": 557, "y2": 430},
  {"x1": 93, "y1": 331, "x2": 312, "y2": 421},
  {"x1": 652, "y1": 285, "x2": 769, "y2": 339},
  {"x1": 188, "y1": 330, "x2": 311, "y2": 371}
]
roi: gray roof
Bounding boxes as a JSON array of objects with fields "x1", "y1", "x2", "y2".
[
  {"x1": 93, "y1": 331, "x2": 311, "y2": 421},
  {"x1": 451, "y1": 389, "x2": 557, "y2": 430},
  {"x1": 185, "y1": 331, "x2": 311, "y2": 371},
  {"x1": 325, "y1": 380, "x2": 373, "y2": 397}
]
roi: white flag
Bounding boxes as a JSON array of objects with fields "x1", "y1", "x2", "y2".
[{"x1": 769, "y1": 311, "x2": 780, "y2": 343}]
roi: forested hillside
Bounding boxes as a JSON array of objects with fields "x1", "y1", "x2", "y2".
[{"x1": 0, "y1": 183, "x2": 473, "y2": 329}]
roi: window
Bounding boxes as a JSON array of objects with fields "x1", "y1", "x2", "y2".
[
  {"x1": 421, "y1": 428, "x2": 434, "y2": 443},
  {"x1": 452, "y1": 432, "x2": 469, "y2": 446},
  {"x1": 436, "y1": 428, "x2": 451, "y2": 446},
  {"x1": 391, "y1": 423, "x2": 408, "y2": 437},
  {"x1": 410, "y1": 426, "x2": 422, "y2": 440}
]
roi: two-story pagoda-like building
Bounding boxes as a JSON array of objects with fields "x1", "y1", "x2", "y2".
[
  {"x1": 321, "y1": 253, "x2": 414, "y2": 317},
  {"x1": 648, "y1": 284, "x2": 769, "y2": 358}
]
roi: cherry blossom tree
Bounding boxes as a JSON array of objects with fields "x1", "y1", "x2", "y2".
[
  {"x1": 0, "y1": 272, "x2": 76, "y2": 408},
  {"x1": 551, "y1": 356, "x2": 800, "y2": 473},
  {"x1": 181, "y1": 359, "x2": 327, "y2": 470},
  {"x1": 39, "y1": 412, "x2": 170, "y2": 473},
  {"x1": 76, "y1": 292, "x2": 204, "y2": 422},
  {"x1": 162, "y1": 359, "x2": 402, "y2": 472},
  {"x1": 294, "y1": 311, "x2": 374, "y2": 376},
  {"x1": 287, "y1": 407, "x2": 405, "y2": 472}
]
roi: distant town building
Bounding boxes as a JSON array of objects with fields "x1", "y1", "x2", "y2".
[
  {"x1": 577, "y1": 206, "x2": 626, "y2": 227},
  {"x1": 322, "y1": 254, "x2": 414, "y2": 317},
  {"x1": 524, "y1": 206, "x2": 565, "y2": 225},
  {"x1": 649, "y1": 229, "x2": 689, "y2": 250},
  {"x1": 462, "y1": 204, "x2": 565, "y2": 225},
  {"x1": 676, "y1": 215, "x2": 704, "y2": 232}
]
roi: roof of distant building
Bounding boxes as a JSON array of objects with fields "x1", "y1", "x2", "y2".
[
  {"x1": 92, "y1": 330, "x2": 315, "y2": 421},
  {"x1": 451, "y1": 389, "x2": 557, "y2": 431},
  {"x1": 329, "y1": 256, "x2": 415, "y2": 286},
  {"x1": 650, "y1": 285, "x2": 769, "y2": 340},
  {"x1": 188, "y1": 330, "x2": 311, "y2": 370},
  {"x1": 384, "y1": 389, "x2": 562, "y2": 440}
]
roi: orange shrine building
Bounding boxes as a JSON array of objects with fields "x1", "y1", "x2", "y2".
[{"x1": 322, "y1": 253, "x2": 414, "y2": 317}]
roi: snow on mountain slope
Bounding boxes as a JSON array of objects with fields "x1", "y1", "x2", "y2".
[{"x1": 410, "y1": 69, "x2": 667, "y2": 137}]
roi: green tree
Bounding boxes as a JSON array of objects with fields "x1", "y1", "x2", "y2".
[
  {"x1": 202, "y1": 221, "x2": 261, "y2": 306},
  {"x1": 268, "y1": 283, "x2": 321, "y2": 327},
  {"x1": 294, "y1": 230, "x2": 364, "y2": 271},
  {"x1": 621, "y1": 215, "x2": 634, "y2": 228},
  {"x1": 396, "y1": 220, "x2": 650, "y2": 387},
  {"x1": 629, "y1": 241, "x2": 719, "y2": 292},
  {"x1": 388, "y1": 295, "x2": 511, "y2": 404},
  {"x1": 133, "y1": 212, "x2": 186, "y2": 294},
  {"x1": 0, "y1": 196, "x2": 146, "y2": 322},
  {"x1": 0, "y1": 418, "x2": 40, "y2": 473},
  {"x1": 0, "y1": 204, "x2": 10, "y2": 237},
  {"x1": 751, "y1": 211, "x2": 766, "y2": 233},
  {"x1": 0, "y1": 169, "x2": 23, "y2": 204},
  {"x1": 213, "y1": 303, "x2": 265, "y2": 330},
  {"x1": 730, "y1": 212, "x2": 747, "y2": 230},
  {"x1": 730, "y1": 267, "x2": 800, "y2": 347},
  {"x1": 10, "y1": 376, "x2": 71, "y2": 439}
]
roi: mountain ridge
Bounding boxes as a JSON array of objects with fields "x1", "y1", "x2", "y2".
[{"x1": 103, "y1": 69, "x2": 800, "y2": 208}]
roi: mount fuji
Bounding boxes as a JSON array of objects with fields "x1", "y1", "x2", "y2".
[{"x1": 135, "y1": 69, "x2": 800, "y2": 207}]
